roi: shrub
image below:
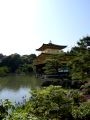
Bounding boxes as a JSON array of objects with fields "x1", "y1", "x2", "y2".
[
  {"x1": 80, "y1": 82, "x2": 90, "y2": 95},
  {"x1": 26, "y1": 86, "x2": 73, "y2": 120},
  {"x1": 72, "y1": 101, "x2": 90, "y2": 120},
  {"x1": 2, "y1": 86, "x2": 90, "y2": 120},
  {"x1": 0, "y1": 99, "x2": 14, "y2": 120},
  {"x1": 0, "y1": 66, "x2": 9, "y2": 76}
]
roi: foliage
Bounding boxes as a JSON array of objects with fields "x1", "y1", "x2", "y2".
[
  {"x1": 67, "y1": 90, "x2": 86, "y2": 106},
  {"x1": 8, "y1": 108, "x2": 39, "y2": 120},
  {"x1": 24, "y1": 86, "x2": 73, "y2": 120},
  {"x1": 43, "y1": 59, "x2": 61, "y2": 75},
  {"x1": 0, "y1": 53, "x2": 36, "y2": 74},
  {"x1": 0, "y1": 86, "x2": 90, "y2": 120},
  {"x1": 0, "y1": 53, "x2": 4, "y2": 60},
  {"x1": 0, "y1": 99, "x2": 14, "y2": 120},
  {"x1": 6, "y1": 86, "x2": 73, "y2": 120},
  {"x1": 72, "y1": 101, "x2": 90, "y2": 120},
  {"x1": 80, "y1": 82, "x2": 90, "y2": 95},
  {"x1": 70, "y1": 36, "x2": 90, "y2": 55},
  {"x1": 0, "y1": 66, "x2": 9, "y2": 76},
  {"x1": 68, "y1": 36, "x2": 90, "y2": 81},
  {"x1": 16, "y1": 64, "x2": 33, "y2": 73},
  {"x1": 8, "y1": 87, "x2": 90, "y2": 119},
  {"x1": 21, "y1": 54, "x2": 36, "y2": 64},
  {"x1": 0, "y1": 54, "x2": 22, "y2": 73}
]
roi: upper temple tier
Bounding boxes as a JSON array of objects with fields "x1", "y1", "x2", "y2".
[{"x1": 36, "y1": 42, "x2": 67, "y2": 54}]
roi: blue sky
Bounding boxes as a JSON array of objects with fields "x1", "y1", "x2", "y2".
[{"x1": 0, "y1": 0, "x2": 90, "y2": 55}]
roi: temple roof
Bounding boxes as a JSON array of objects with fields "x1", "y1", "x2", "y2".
[{"x1": 36, "y1": 43, "x2": 67, "y2": 51}]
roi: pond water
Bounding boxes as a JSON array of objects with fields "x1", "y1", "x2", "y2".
[{"x1": 0, "y1": 74, "x2": 41, "y2": 103}]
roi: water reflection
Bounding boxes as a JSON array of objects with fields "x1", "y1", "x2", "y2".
[{"x1": 0, "y1": 74, "x2": 41, "y2": 102}]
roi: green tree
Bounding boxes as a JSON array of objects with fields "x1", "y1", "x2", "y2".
[
  {"x1": 68, "y1": 36, "x2": 90, "y2": 81},
  {"x1": 70, "y1": 36, "x2": 90, "y2": 55},
  {"x1": 1, "y1": 54, "x2": 22, "y2": 73},
  {"x1": 17, "y1": 64, "x2": 33, "y2": 73},
  {"x1": 25, "y1": 86, "x2": 73, "y2": 120},
  {"x1": 43, "y1": 59, "x2": 61, "y2": 75},
  {"x1": 21, "y1": 54, "x2": 36, "y2": 64},
  {"x1": 0, "y1": 66, "x2": 9, "y2": 76}
]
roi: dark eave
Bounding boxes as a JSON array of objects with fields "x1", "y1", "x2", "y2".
[{"x1": 36, "y1": 43, "x2": 67, "y2": 51}]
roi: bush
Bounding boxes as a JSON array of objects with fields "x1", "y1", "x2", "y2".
[
  {"x1": 72, "y1": 101, "x2": 90, "y2": 120},
  {"x1": 80, "y1": 82, "x2": 90, "y2": 95},
  {"x1": 25, "y1": 86, "x2": 73, "y2": 120},
  {"x1": 0, "y1": 99, "x2": 14, "y2": 120},
  {"x1": 68, "y1": 90, "x2": 86, "y2": 106},
  {"x1": 0, "y1": 66, "x2": 9, "y2": 76},
  {"x1": 1, "y1": 86, "x2": 90, "y2": 120},
  {"x1": 8, "y1": 86, "x2": 73, "y2": 120},
  {"x1": 16, "y1": 64, "x2": 33, "y2": 74}
]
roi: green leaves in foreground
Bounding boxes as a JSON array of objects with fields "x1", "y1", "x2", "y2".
[
  {"x1": 72, "y1": 101, "x2": 90, "y2": 120},
  {"x1": 1, "y1": 86, "x2": 90, "y2": 120},
  {"x1": 7, "y1": 86, "x2": 73, "y2": 120},
  {"x1": 29, "y1": 86, "x2": 72, "y2": 120}
]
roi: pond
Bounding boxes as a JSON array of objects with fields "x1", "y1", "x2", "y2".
[{"x1": 0, "y1": 74, "x2": 41, "y2": 103}]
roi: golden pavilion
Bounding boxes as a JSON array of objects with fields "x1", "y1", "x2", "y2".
[{"x1": 34, "y1": 41, "x2": 70, "y2": 77}]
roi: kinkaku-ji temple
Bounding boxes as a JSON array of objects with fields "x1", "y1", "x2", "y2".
[{"x1": 34, "y1": 41, "x2": 72, "y2": 78}]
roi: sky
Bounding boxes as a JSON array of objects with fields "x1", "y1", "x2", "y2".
[{"x1": 0, "y1": 0, "x2": 90, "y2": 55}]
